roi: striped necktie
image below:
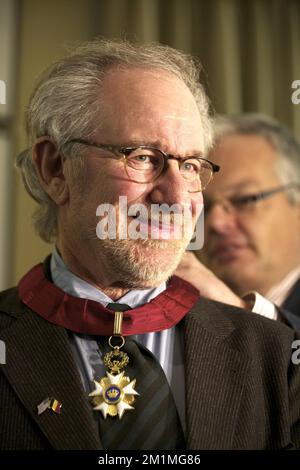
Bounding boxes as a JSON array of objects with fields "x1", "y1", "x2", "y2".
[{"x1": 97, "y1": 302, "x2": 185, "y2": 450}]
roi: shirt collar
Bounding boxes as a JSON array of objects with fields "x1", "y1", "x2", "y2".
[
  {"x1": 50, "y1": 247, "x2": 167, "y2": 308},
  {"x1": 266, "y1": 266, "x2": 300, "y2": 306}
]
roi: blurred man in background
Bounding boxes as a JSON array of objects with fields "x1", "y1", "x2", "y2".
[{"x1": 177, "y1": 114, "x2": 300, "y2": 324}]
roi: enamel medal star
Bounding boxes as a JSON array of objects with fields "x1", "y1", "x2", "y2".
[
  {"x1": 89, "y1": 311, "x2": 139, "y2": 419},
  {"x1": 89, "y1": 371, "x2": 139, "y2": 419}
]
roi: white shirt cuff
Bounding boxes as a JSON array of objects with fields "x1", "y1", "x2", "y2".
[{"x1": 242, "y1": 291, "x2": 278, "y2": 321}]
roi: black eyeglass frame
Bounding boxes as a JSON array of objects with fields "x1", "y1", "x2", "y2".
[
  {"x1": 65, "y1": 138, "x2": 220, "y2": 192},
  {"x1": 229, "y1": 183, "x2": 300, "y2": 206},
  {"x1": 205, "y1": 183, "x2": 300, "y2": 213}
]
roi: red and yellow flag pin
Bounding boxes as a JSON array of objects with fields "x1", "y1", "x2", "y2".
[{"x1": 37, "y1": 397, "x2": 62, "y2": 415}]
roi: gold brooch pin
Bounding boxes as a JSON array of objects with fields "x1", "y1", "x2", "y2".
[{"x1": 89, "y1": 311, "x2": 139, "y2": 419}]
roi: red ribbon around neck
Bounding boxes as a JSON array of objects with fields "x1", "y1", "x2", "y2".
[{"x1": 18, "y1": 261, "x2": 200, "y2": 336}]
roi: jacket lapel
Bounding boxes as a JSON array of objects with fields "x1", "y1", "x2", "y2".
[
  {"x1": 0, "y1": 297, "x2": 101, "y2": 449},
  {"x1": 184, "y1": 298, "x2": 251, "y2": 449}
]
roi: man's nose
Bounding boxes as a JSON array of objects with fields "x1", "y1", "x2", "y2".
[
  {"x1": 205, "y1": 201, "x2": 237, "y2": 234},
  {"x1": 149, "y1": 163, "x2": 195, "y2": 207}
]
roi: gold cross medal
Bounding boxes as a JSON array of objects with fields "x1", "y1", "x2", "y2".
[{"x1": 89, "y1": 311, "x2": 139, "y2": 419}]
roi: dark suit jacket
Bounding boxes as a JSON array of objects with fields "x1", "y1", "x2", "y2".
[
  {"x1": 283, "y1": 277, "x2": 300, "y2": 322},
  {"x1": 0, "y1": 287, "x2": 300, "y2": 450}
]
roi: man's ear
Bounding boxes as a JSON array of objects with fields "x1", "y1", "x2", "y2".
[{"x1": 32, "y1": 136, "x2": 69, "y2": 205}]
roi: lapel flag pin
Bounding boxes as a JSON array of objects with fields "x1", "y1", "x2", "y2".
[{"x1": 37, "y1": 397, "x2": 62, "y2": 415}]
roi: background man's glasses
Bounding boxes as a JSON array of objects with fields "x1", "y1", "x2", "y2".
[
  {"x1": 204, "y1": 183, "x2": 300, "y2": 215},
  {"x1": 66, "y1": 139, "x2": 220, "y2": 193}
]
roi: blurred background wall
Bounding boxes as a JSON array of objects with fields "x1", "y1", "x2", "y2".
[{"x1": 0, "y1": 0, "x2": 299, "y2": 288}]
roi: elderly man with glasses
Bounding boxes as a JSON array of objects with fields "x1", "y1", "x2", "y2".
[
  {"x1": 0, "y1": 42, "x2": 300, "y2": 451},
  {"x1": 177, "y1": 114, "x2": 300, "y2": 328}
]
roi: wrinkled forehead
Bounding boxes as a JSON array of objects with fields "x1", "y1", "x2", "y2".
[
  {"x1": 100, "y1": 66, "x2": 199, "y2": 111},
  {"x1": 94, "y1": 66, "x2": 205, "y2": 152}
]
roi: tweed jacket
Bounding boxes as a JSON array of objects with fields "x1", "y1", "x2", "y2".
[{"x1": 0, "y1": 286, "x2": 300, "y2": 450}]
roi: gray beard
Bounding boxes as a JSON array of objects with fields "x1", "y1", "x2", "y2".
[{"x1": 98, "y1": 237, "x2": 187, "y2": 288}]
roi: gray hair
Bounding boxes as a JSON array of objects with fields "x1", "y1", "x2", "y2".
[
  {"x1": 16, "y1": 38, "x2": 213, "y2": 243},
  {"x1": 212, "y1": 113, "x2": 300, "y2": 203}
]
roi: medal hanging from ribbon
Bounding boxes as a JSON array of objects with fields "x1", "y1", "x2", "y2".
[{"x1": 89, "y1": 311, "x2": 139, "y2": 419}]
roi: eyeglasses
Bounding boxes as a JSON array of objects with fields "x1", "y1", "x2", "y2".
[
  {"x1": 65, "y1": 139, "x2": 220, "y2": 193},
  {"x1": 204, "y1": 183, "x2": 300, "y2": 215}
]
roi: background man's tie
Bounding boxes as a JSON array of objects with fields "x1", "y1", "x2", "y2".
[{"x1": 97, "y1": 302, "x2": 185, "y2": 450}]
